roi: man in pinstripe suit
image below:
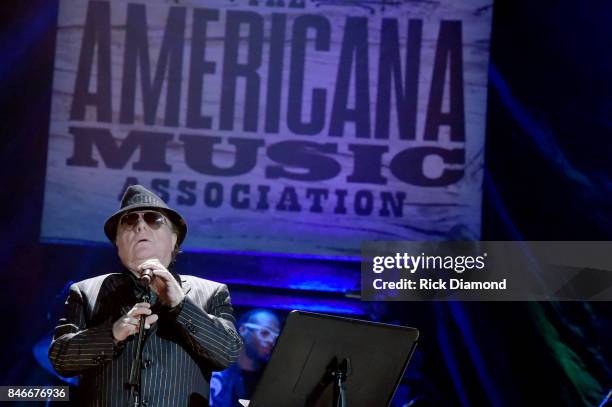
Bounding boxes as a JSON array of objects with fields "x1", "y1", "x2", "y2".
[{"x1": 49, "y1": 185, "x2": 243, "y2": 406}]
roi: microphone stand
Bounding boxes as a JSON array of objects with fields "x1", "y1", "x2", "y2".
[{"x1": 126, "y1": 273, "x2": 152, "y2": 407}]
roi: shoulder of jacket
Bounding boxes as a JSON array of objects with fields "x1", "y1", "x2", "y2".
[
  {"x1": 72, "y1": 273, "x2": 123, "y2": 289},
  {"x1": 180, "y1": 275, "x2": 224, "y2": 290}
]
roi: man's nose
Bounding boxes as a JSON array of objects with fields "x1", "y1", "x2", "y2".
[{"x1": 134, "y1": 216, "x2": 149, "y2": 232}]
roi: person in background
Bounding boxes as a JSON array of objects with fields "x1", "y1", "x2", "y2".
[{"x1": 210, "y1": 309, "x2": 281, "y2": 407}]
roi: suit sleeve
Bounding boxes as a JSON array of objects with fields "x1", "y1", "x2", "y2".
[
  {"x1": 48, "y1": 283, "x2": 118, "y2": 377},
  {"x1": 172, "y1": 283, "x2": 243, "y2": 370}
]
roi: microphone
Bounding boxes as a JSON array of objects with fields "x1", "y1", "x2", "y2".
[{"x1": 139, "y1": 268, "x2": 154, "y2": 286}]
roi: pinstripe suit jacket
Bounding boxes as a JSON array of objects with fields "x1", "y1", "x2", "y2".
[{"x1": 49, "y1": 271, "x2": 243, "y2": 407}]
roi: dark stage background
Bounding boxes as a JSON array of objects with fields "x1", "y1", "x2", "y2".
[{"x1": 1, "y1": 1, "x2": 611, "y2": 406}]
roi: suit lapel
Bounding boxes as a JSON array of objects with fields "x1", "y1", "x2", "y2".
[{"x1": 181, "y1": 278, "x2": 192, "y2": 296}]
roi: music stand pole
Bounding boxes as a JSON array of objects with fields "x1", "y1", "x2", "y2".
[{"x1": 332, "y1": 358, "x2": 349, "y2": 407}]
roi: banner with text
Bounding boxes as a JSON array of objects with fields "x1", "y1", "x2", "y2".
[{"x1": 43, "y1": 0, "x2": 493, "y2": 255}]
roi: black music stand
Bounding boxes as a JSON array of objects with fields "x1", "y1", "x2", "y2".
[{"x1": 248, "y1": 311, "x2": 419, "y2": 407}]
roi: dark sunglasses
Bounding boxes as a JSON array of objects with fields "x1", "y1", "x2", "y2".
[{"x1": 119, "y1": 211, "x2": 167, "y2": 230}]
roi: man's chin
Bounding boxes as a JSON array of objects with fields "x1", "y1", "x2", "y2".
[
  {"x1": 131, "y1": 247, "x2": 159, "y2": 260},
  {"x1": 124, "y1": 252, "x2": 156, "y2": 271}
]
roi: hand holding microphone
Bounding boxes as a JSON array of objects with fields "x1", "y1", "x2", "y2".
[
  {"x1": 112, "y1": 303, "x2": 158, "y2": 343},
  {"x1": 137, "y1": 259, "x2": 185, "y2": 308},
  {"x1": 111, "y1": 263, "x2": 162, "y2": 343}
]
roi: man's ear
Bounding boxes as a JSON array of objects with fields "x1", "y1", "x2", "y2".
[{"x1": 171, "y1": 232, "x2": 178, "y2": 247}]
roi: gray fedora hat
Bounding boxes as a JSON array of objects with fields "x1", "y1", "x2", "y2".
[{"x1": 104, "y1": 185, "x2": 187, "y2": 245}]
